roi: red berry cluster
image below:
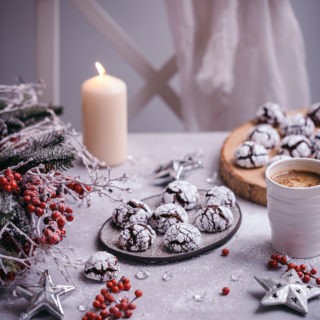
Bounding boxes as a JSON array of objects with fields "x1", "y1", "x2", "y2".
[
  {"x1": 67, "y1": 181, "x2": 91, "y2": 198},
  {"x1": 268, "y1": 254, "x2": 320, "y2": 284},
  {"x1": 0, "y1": 169, "x2": 22, "y2": 193},
  {"x1": 82, "y1": 277, "x2": 143, "y2": 320}
]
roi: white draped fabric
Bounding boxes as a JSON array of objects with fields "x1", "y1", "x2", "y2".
[{"x1": 166, "y1": 0, "x2": 310, "y2": 131}]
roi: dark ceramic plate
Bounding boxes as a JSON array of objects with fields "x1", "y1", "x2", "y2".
[{"x1": 99, "y1": 191, "x2": 242, "y2": 264}]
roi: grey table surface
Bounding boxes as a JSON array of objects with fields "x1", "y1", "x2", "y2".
[{"x1": 1, "y1": 132, "x2": 320, "y2": 320}]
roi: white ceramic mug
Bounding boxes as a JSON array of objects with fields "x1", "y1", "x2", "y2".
[{"x1": 265, "y1": 158, "x2": 320, "y2": 258}]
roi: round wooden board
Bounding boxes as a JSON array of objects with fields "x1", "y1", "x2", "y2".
[
  {"x1": 219, "y1": 109, "x2": 317, "y2": 206},
  {"x1": 99, "y1": 191, "x2": 242, "y2": 264}
]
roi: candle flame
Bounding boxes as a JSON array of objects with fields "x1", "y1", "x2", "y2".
[{"x1": 95, "y1": 61, "x2": 106, "y2": 76}]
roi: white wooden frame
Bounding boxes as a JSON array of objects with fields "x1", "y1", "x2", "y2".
[{"x1": 36, "y1": 0, "x2": 181, "y2": 120}]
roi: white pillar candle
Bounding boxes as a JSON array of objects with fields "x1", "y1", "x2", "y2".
[{"x1": 82, "y1": 62, "x2": 127, "y2": 166}]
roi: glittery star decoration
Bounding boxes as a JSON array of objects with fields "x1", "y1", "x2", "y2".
[
  {"x1": 16, "y1": 270, "x2": 75, "y2": 319},
  {"x1": 255, "y1": 269, "x2": 320, "y2": 315}
]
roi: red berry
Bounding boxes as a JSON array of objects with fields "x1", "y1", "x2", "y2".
[
  {"x1": 118, "y1": 283, "x2": 124, "y2": 291},
  {"x1": 27, "y1": 204, "x2": 35, "y2": 213},
  {"x1": 128, "y1": 303, "x2": 136, "y2": 310},
  {"x1": 280, "y1": 256, "x2": 287, "y2": 265},
  {"x1": 101, "y1": 289, "x2": 107, "y2": 295},
  {"x1": 96, "y1": 316, "x2": 102, "y2": 320},
  {"x1": 40, "y1": 235, "x2": 47, "y2": 244},
  {"x1": 123, "y1": 277, "x2": 130, "y2": 284},
  {"x1": 311, "y1": 268, "x2": 317, "y2": 275},
  {"x1": 287, "y1": 263, "x2": 295, "y2": 270},
  {"x1": 82, "y1": 317, "x2": 88, "y2": 320},
  {"x1": 112, "y1": 286, "x2": 119, "y2": 294},
  {"x1": 32, "y1": 198, "x2": 41, "y2": 206},
  {"x1": 85, "y1": 185, "x2": 92, "y2": 192},
  {"x1": 65, "y1": 207, "x2": 73, "y2": 214},
  {"x1": 51, "y1": 211, "x2": 60, "y2": 220},
  {"x1": 268, "y1": 260, "x2": 278, "y2": 268},
  {"x1": 221, "y1": 248, "x2": 229, "y2": 256},
  {"x1": 303, "y1": 275, "x2": 310, "y2": 283},
  {"x1": 35, "y1": 207, "x2": 44, "y2": 217},
  {"x1": 10, "y1": 180, "x2": 17, "y2": 190},
  {"x1": 101, "y1": 304, "x2": 106, "y2": 310},
  {"x1": 49, "y1": 202, "x2": 56, "y2": 210},
  {"x1": 24, "y1": 195, "x2": 31, "y2": 203},
  {"x1": 74, "y1": 185, "x2": 83, "y2": 194},
  {"x1": 119, "y1": 303, "x2": 128, "y2": 310},
  {"x1": 13, "y1": 172, "x2": 21, "y2": 181},
  {"x1": 125, "y1": 310, "x2": 133, "y2": 318},
  {"x1": 316, "y1": 278, "x2": 320, "y2": 285},
  {"x1": 43, "y1": 228, "x2": 52, "y2": 236},
  {"x1": 111, "y1": 279, "x2": 117, "y2": 285},
  {"x1": 0, "y1": 176, "x2": 8, "y2": 185},
  {"x1": 3, "y1": 184, "x2": 11, "y2": 192},
  {"x1": 106, "y1": 281, "x2": 113, "y2": 289},
  {"x1": 222, "y1": 287, "x2": 230, "y2": 295},
  {"x1": 295, "y1": 265, "x2": 301, "y2": 272},
  {"x1": 300, "y1": 264, "x2": 306, "y2": 271},
  {"x1": 100, "y1": 310, "x2": 110, "y2": 319},
  {"x1": 135, "y1": 290, "x2": 143, "y2": 297},
  {"x1": 48, "y1": 233, "x2": 59, "y2": 245},
  {"x1": 106, "y1": 294, "x2": 114, "y2": 303},
  {"x1": 66, "y1": 214, "x2": 74, "y2": 222},
  {"x1": 58, "y1": 203, "x2": 65, "y2": 212},
  {"x1": 96, "y1": 295, "x2": 105, "y2": 303},
  {"x1": 274, "y1": 255, "x2": 281, "y2": 261},
  {"x1": 121, "y1": 298, "x2": 129, "y2": 304},
  {"x1": 109, "y1": 306, "x2": 118, "y2": 314},
  {"x1": 113, "y1": 311, "x2": 121, "y2": 319},
  {"x1": 6, "y1": 173, "x2": 14, "y2": 181},
  {"x1": 57, "y1": 216, "x2": 66, "y2": 227},
  {"x1": 93, "y1": 300, "x2": 101, "y2": 309},
  {"x1": 4, "y1": 169, "x2": 12, "y2": 176},
  {"x1": 124, "y1": 283, "x2": 131, "y2": 291},
  {"x1": 297, "y1": 272, "x2": 303, "y2": 278},
  {"x1": 40, "y1": 202, "x2": 46, "y2": 209}
]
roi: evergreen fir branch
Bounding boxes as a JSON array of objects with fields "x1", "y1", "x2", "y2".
[
  {"x1": 5, "y1": 116, "x2": 25, "y2": 134},
  {"x1": 33, "y1": 130, "x2": 65, "y2": 149},
  {"x1": 0, "y1": 105, "x2": 63, "y2": 124}
]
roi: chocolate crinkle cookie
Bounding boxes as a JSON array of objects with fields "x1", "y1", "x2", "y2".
[
  {"x1": 279, "y1": 135, "x2": 312, "y2": 158},
  {"x1": 255, "y1": 102, "x2": 285, "y2": 127},
  {"x1": 310, "y1": 129, "x2": 320, "y2": 152},
  {"x1": 119, "y1": 223, "x2": 156, "y2": 252},
  {"x1": 150, "y1": 203, "x2": 188, "y2": 234},
  {"x1": 279, "y1": 113, "x2": 315, "y2": 137},
  {"x1": 234, "y1": 141, "x2": 269, "y2": 168},
  {"x1": 163, "y1": 223, "x2": 202, "y2": 253},
  {"x1": 313, "y1": 150, "x2": 320, "y2": 160},
  {"x1": 194, "y1": 205, "x2": 234, "y2": 232},
  {"x1": 247, "y1": 124, "x2": 280, "y2": 149},
  {"x1": 266, "y1": 155, "x2": 292, "y2": 167},
  {"x1": 205, "y1": 186, "x2": 236, "y2": 208},
  {"x1": 84, "y1": 251, "x2": 120, "y2": 282},
  {"x1": 112, "y1": 199, "x2": 152, "y2": 228},
  {"x1": 307, "y1": 102, "x2": 320, "y2": 126},
  {"x1": 162, "y1": 180, "x2": 199, "y2": 210}
]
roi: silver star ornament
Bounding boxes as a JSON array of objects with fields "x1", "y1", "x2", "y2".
[
  {"x1": 255, "y1": 269, "x2": 320, "y2": 315},
  {"x1": 16, "y1": 270, "x2": 75, "y2": 319}
]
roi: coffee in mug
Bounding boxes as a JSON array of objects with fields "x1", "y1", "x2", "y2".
[{"x1": 271, "y1": 170, "x2": 320, "y2": 188}]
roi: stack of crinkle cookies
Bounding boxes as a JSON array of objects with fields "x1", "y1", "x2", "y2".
[
  {"x1": 112, "y1": 181, "x2": 237, "y2": 254},
  {"x1": 234, "y1": 102, "x2": 320, "y2": 168}
]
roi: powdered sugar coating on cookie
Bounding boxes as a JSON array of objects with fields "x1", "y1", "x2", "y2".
[
  {"x1": 279, "y1": 114, "x2": 315, "y2": 137},
  {"x1": 255, "y1": 102, "x2": 285, "y2": 127},
  {"x1": 194, "y1": 205, "x2": 234, "y2": 232},
  {"x1": 267, "y1": 155, "x2": 292, "y2": 167},
  {"x1": 234, "y1": 141, "x2": 269, "y2": 168},
  {"x1": 119, "y1": 223, "x2": 156, "y2": 252},
  {"x1": 279, "y1": 135, "x2": 312, "y2": 158},
  {"x1": 162, "y1": 180, "x2": 199, "y2": 210},
  {"x1": 310, "y1": 129, "x2": 320, "y2": 152},
  {"x1": 84, "y1": 251, "x2": 120, "y2": 282},
  {"x1": 307, "y1": 102, "x2": 320, "y2": 126},
  {"x1": 206, "y1": 186, "x2": 236, "y2": 208},
  {"x1": 248, "y1": 124, "x2": 280, "y2": 149},
  {"x1": 150, "y1": 203, "x2": 188, "y2": 234},
  {"x1": 163, "y1": 223, "x2": 202, "y2": 253},
  {"x1": 112, "y1": 199, "x2": 152, "y2": 228}
]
